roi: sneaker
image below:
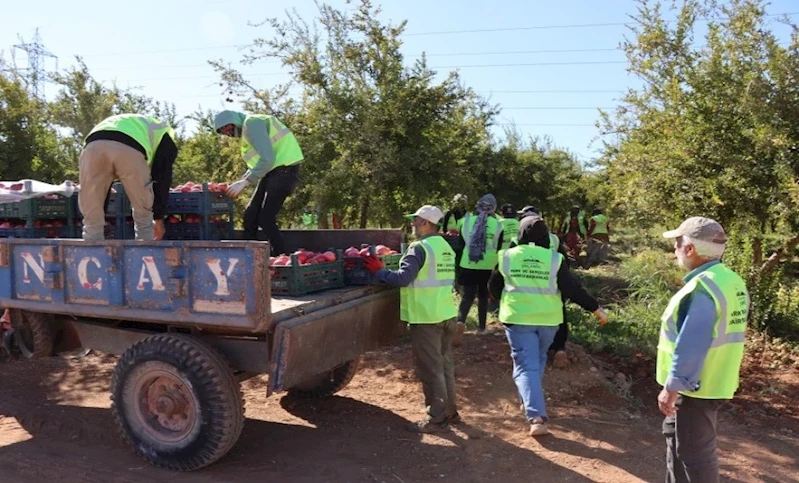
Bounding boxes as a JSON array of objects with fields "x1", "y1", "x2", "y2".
[
  {"x1": 407, "y1": 418, "x2": 449, "y2": 433},
  {"x1": 553, "y1": 350, "x2": 568, "y2": 369},
  {"x1": 529, "y1": 417, "x2": 549, "y2": 436},
  {"x1": 446, "y1": 413, "x2": 462, "y2": 424},
  {"x1": 453, "y1": 322, "x2": 466, "y2": 347}
]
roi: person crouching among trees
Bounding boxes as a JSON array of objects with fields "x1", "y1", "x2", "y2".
[
  {"x1": 489, "y1": 216, "x2": 608, "y2": 436},
  {"x1": 363, "y1": 205, "x2": 461, "y2": 433}
]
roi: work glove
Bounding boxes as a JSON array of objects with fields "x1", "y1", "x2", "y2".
[
  {"x1": 226, "y1": 179, "x2": 250, "y2": 198},
  {"x1": 593, "y1": 308, "x2": 609, "y2": 326},
  {"x1": 363, "y1": 255, "x2": 385, "y2": 275}
]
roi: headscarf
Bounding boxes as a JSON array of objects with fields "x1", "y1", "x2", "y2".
[{"x1": 468, "y1": 194, "x2": 497, "y2": 262}]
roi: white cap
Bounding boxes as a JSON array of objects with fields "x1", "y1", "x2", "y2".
[{"x1": 406, "y1": 205, "x2": 444, "y2": 224}]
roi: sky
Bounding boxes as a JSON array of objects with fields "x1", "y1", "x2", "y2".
[{"x1": 2, "y1": 0, "x2": 797, "y2": 163}]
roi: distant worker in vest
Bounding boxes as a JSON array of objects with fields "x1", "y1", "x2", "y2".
[
  {"x1": 214, "y1": 110, "x2": 303, "y2": 255},
  {"x1": 658, "y1": 217, "x2": 749, "y2": 483},
  {"x1": 499, "y1": 203, "x2": 520, "y2": 245},
  {"x1": 442, "y1": 194, "x2": 468, "y2": 234},
  {"x1": 560, "y1": 205, "x2": 586, "y2": 260},
  {"x1": 586, "y1": 207, "x2": 611, "y2": 266},
  {"x1": 301, "y1": 207, "x2": 318, "y2": 229},
  {"x1": 79, "y1": 113, "x2": 178, "y2": 241},
  {"x1": 363, "y1": 205, "x2": 460, "y2": 433},
  {"x1": 454, "y1": 194, "x2": 504, "y2": 344},
  {"x1": 489, "y1": 216, "x2": 608, "y2": 436}
]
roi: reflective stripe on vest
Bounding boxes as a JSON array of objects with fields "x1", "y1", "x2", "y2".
[
  {"x1": 500, "y1": 247, "x2": 560, "y2": 295},
  {"x1": 498, "y1": 244, "x2": 564, "y2": 326},
  {"x1": 549, "y1": 234, "x2": 560, "y2": 250},
  {"x1": 656, "y1": 263, "x2": 749, "y2": 399},
  {"x1": 400, "y1": 236, "x2": 458, "y2": 324}
]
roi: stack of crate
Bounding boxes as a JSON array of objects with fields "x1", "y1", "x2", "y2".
[
  {"x1": 164, "y1": 183, "x2": 234, "y2": 240},
  {"x1": 0, "y1": 190, "x2": 77, "y2": 239},
  {"x1": 72, "y1": 182, "x2": 134, "y2": 239}
]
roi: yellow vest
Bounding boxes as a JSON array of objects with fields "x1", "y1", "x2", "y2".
[
  {"x1": 459, "y1": 213, "x2": 502, "y2": 270},
  {"x1": 241, "y1": 114, "x2": 304, "y2": 170},
  {"x1": 498, "y1": 244, "x2": 564, "y2": 326},
  {"x1": 400, "y1": 236, "x2": 458, "y2": 324},
  {"x1": 88, "y1": 114, "x2": 175, "y2": 164},
  {"x1": 656, "y1": 263, "x2": 749, "y2": 399}
]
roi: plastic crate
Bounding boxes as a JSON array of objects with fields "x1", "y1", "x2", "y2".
[
  {"x1": 104, "y1": 221, "x2": 135, "y2": 240},
  {"x1": 0, "y1": 227, "x2": 27, "y2": 238},
  {"x1": 0, "y1": 195, "x2": 73, "y2": 220},
  {"x1": 167, "y1": 184, "x2": 233, "y2": 215},
  {"x1": 164, "y1": 220, "x2": 233, "y2": 241},
  {"x1": 73, "y1": 182, "x2": 131, "y2": 218},
  {"x1": 343, "y1": 252, "x2": 402, "y2": 285},
  {"x1": 270, "y1": 254, "x2": 345, "y2": 296}
]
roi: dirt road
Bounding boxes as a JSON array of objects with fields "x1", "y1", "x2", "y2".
[{"x1": 1, "y1": 329, "x2": 797, "y2": 482}]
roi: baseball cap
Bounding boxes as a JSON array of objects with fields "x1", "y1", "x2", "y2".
[
  {"x1": 406, "y1": 205, "x2": 445, "y2": 224},
  {"x1": 517, "y1": 205, "x2": 540, "y2": 215},
  {"x1": 662, "y1": 217, "x2": 727, "y2": 243}
]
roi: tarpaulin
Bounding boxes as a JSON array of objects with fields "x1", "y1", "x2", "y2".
[{"x1": 0, "y1": 180, "x2": 76, "y2": 203}]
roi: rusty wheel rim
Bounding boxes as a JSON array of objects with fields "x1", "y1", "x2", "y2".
[{"x1": 129, "y1": 363, "x2": 199, "y2": 443}]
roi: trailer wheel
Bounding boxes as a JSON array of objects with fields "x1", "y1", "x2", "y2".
[
  {"x1": 287, "y1": 356, "x2": 361, "y2": 398},
  {"x1": 10, "y1": 310, "x2": 54, "y2": 359},
  {"x1": 111, "y1": 334, "x2": 244, "y2": 471}
]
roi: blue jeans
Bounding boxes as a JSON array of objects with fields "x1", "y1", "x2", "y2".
[{"x1": 504, "y1": 324, "x2": 559, "y2": 421}]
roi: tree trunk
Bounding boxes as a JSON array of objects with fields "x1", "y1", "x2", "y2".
[
  {"x1": 359, "y1": 195, "x2": 370, "y2": 229},
  {"x1": 759, "y1": 232, "x2": 799, "y2": 277},
  {"x1": 752, "y1": 236, "x2": 763, "y2": 267}
]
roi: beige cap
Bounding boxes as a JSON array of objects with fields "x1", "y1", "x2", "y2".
[
  {"x1": 406, "y1": 205, "x2": 445, "y2": 224},
  {"x1": 663, "y1": 217, "x2": 727, "y2": 243}
]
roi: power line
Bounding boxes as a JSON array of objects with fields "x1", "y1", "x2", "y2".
[{"x1": 76, "y1": 11, "x2": 799, "y2": 57}]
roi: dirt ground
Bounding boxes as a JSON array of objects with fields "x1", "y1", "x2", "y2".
[{"x1": 1, "y1": 327, "x2": 797, "y2": 483}]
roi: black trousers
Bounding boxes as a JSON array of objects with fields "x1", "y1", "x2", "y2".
[
  {"x1": 242, "y1": 164, "x2": 300, "y2": 255},
  {"x1": 663, "y1": 395, "x2": 722, "y2": 483}
]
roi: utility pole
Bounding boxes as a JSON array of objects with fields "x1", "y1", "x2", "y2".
[{"x1": 12, "y1": 28, "x2": 58, "y2": 99}]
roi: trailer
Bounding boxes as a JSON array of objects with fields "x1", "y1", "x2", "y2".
[{"x1": 0, "y1": 230, "x2": 405, "y2": 471}]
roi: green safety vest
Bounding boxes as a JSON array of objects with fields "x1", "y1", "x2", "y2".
[
  {"x1": 498, "y1": 244, "x2": 564, "y2": 326},
  {"x1": 459, "y1": 213, "x2": 502, "y2": 270},
  {"x1": 549, "y1": 233, "x2": 560, "y2": 251},
  {"x1": 301, "y1": 213, "x2": 317, "y2": 228},
  {"x1": 501, "y1": 217, "x2": 520, "y2": 245},
  {"x1": 591, "y1": 214, "x2": 609, "y2": 235},
  {"x1": 400, "y1": 235, "x2": 458, "y2": 324},
  {"x1": 445, "y1": 214, "x2": 460, "y2": 232},
  {"x1": 241, "y1": 114, "x2": 304, "y2": 170},
  {"x1": 88, "y1": 114, "x2": 175, "y2": 165},
  {"x1": 656, "y1": 263, "x2": 749, "y2": 399}
]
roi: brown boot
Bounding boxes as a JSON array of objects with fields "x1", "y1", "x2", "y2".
[{"x1": 553, "y1": 350, "x2": 568, "y2": 369}]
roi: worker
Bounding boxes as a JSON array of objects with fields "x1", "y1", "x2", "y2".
[
  {"x1": 658, "y1": 217, "x2": 749, "y2": 482},
  {"x1": 78, "y1": 113, "x2": 177, "y2": 241},
  {"x1": 489, "y1": 216, "x2": 607, "y2": 436},
  {"x1": 442, "y1": 194, "x2": 468, "y2": 234},
  {"x1": 301, "y1": 208, "x2": 318, "y2": 229},
  {"x1": 500, "y1": 204, "x2": 520, "y2": 245},
  {"x1": 214, "y1": 110, "x2": 303, "y2": 255},
  {"x1": 363, "y1": 205, "x2": 460, "y2": 433},
  {"x1": 455, "y1": 194, "x2": 504, "y2": 344},
  {"x1": 560, "y1": 205, "x2": 585, "y2": 260},
  {"x1": 586, "y1": 208, "x2": 611, "y2": 266},
  {"x1": 507, "y1": 210, "x2": 572, "y2": 367}
]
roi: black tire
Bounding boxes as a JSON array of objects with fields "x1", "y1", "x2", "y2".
[
  {"x1": 10, "y1": 310, "x2": 54, "y2": 359},
  {"x1": 287, "y1": 356, "x2": 361, "y2": 398},
  {"x1": 111, "y1": 334, "x2": 244, "y2": 471}
]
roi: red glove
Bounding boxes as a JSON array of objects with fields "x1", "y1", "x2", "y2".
[{"x1": 363, "y1": 255, "x2": 385, "y2": 275}]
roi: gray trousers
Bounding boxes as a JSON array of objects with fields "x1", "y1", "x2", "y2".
[
  {"x1": 663, "y1": 395, "x2": 723, "y2": 483},
  {"x1": 409, "y1": 319, "x2": 458, "y2": 423}
]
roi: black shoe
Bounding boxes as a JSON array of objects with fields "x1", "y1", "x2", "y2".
[
  {"x1": 407, "y1": 418, "x2": 450, "y2": 433},
  {"x1": 446, "y1": 413, "x2": 462, "y2": 424}
]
